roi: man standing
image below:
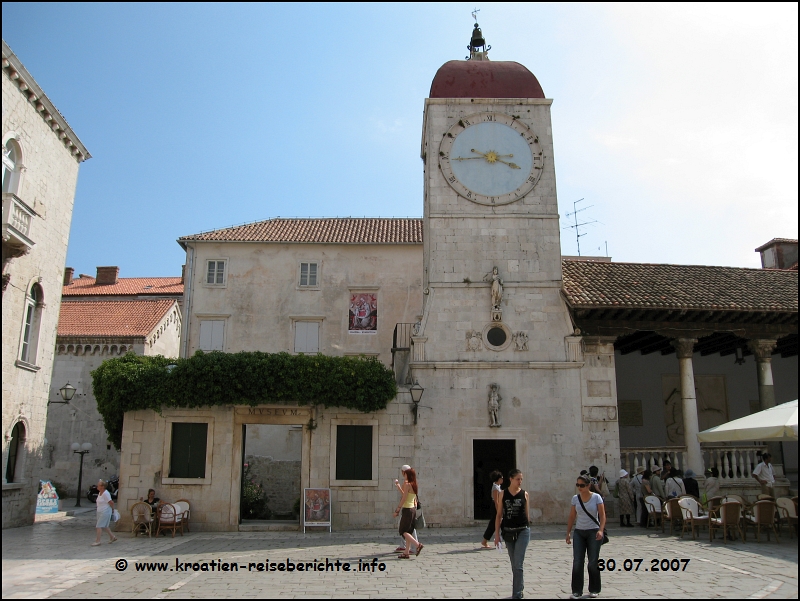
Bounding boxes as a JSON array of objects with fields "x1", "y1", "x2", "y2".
[
  {"x1": 394, "y1": 464, "x2": 419, "y2": 553},
  {"x1": 631, "y1": 467, "x2": 645, "y2": 525},
  {"x1": 752, "y1": 453, "x2": 775, "y2": 496},
  {"x1": 649, "y1": 466, "x2": 666, "y2": 499}
]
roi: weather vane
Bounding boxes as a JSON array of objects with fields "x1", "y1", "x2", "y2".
[{"x1": 472, "y1": 7, "x2": 480, "y2": 22}]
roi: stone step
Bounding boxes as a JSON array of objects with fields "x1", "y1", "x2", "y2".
[{"x1": 239, "y1": 520, "x2": 299, "y2": 532}]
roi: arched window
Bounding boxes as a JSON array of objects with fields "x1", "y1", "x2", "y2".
[
  {"x1": 2, "y1": 137, "x2": 22, "y2": 195},
  {"x1": 20, "y1": 283, "x2": 43, "y2": 365},
  {"x1": 5, "y1": 422, "x2": 25, "y2": 483}
]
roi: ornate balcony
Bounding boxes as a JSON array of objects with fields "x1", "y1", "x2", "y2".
[{"x1": 2, "y1": 193, "x2": 35, "y2": 257}]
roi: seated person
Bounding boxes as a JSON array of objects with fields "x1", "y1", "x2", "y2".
[{"x1": 139, "y1": 489, "x2": 161, "y2": 513}]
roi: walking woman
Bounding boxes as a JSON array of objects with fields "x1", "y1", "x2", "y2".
[
  {"x1": 481, "y1": 470, "x2": 503, "y2": 548},
  {"x1": 494, "y1": 469, "x2": 530, "y2": 599},
  {"x1": 92, "y1": 479, "x2": 117, "y2": 546},
  {"x1": 566, "y1": 474, "x2": 606, "y2": 599},
  {"x1": 393, "y1": 467, "x2": 423, "y2": 558}
]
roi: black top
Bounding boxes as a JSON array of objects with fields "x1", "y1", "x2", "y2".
[
  {"x1": 684, "y1": 478, "x2": 700, "y2": 499},
  {"x1": 501, "y1": 488, "x2": 528, "y2": 528}
]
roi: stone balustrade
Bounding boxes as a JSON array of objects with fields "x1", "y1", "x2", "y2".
[
  {"x1": 2, "y1": 192, "x2": 35, "y2": 252},
  {"x1": 621, "y1": 444, "x2": 767, "y2": 481},
  {"x1": 621, "y1": 447, "x2": 688, "y2": 474}
]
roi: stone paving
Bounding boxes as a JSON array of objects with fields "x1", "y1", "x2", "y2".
[{"x1": 2, "y1": 512, "x2": 797, "y2": 599}]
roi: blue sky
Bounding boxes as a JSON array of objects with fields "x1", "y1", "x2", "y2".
[{"x1": 3, "y1": 2, "x2": 797, "y2": 276}]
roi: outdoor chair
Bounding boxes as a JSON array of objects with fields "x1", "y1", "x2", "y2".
[
  {"x1": 757, "y1": 494, "x2": 775, "y2": 501},
  {"x1": 156, "y1": 503, "x2": 183, "y2": 538},
  {"x1": 705, "y1": 496, "x2": 724, "y2": 514},
  {"x1": 743, "y1": 500, "x2": 780, "y2": 543},
  {"x1": 709, "y1": 501, "x2": 745, "y2": 544},
  {"x1": 662, "y1": 498, "x2": 682, "y2": 535},
  {"x1": 679, "y1": 497, "x2": 709, "y2": 540},
  {"x1": 174, "y1": 499, "x2": 191, "y2": 532},
  {"x1": 130, "y1": 502, "x2": 153, "y2": 538},
  {"x1": 644, "y1": 495, "x2": 662, "y2": 529},
  {"x1": 776, "y1": 497, "x2": 797, "y2": 539}
]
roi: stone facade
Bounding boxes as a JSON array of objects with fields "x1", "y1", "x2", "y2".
[{"x1": 2, "y1": 41, "x2": 89, "y2": 528}]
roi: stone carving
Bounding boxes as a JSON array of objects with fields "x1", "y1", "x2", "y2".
[
  {"x1": 466, "y1": 330, "x2": 482, "y2": 351},
  {"x1": 747, "y1": 339, "x2": 778, "y2": 361},
  {"x1": 513, "y1": 331, "x2": 528, "y2": 351},
  {"x1": 488, "y1": 383, "x2": 502, "y2": 427},
  {"x1": 487, "y1": 266, "x2": 504, "y2": 310},
  {"x1": 412, "y1": 320, "x2": 421, "y2": 336}
]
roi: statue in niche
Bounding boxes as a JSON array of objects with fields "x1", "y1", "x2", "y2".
[
  {"x1": 466, "y1": 330, "x2": 482, "y2": 351},
  {"x1": 513, "y1": 331, "x2": 529, "y2": 351},
  {"x1": 484, "y1": 266, "x2": 504, "y2": 311},
  {"x1": 488, "y1": 383, "x2": 502, "y2": 427}
]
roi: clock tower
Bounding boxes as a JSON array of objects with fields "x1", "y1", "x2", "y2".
[{"x1": 411, "y1": 24, "x2": 620, "y2": 524}]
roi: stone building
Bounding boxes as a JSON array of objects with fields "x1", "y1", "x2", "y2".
[
  {"x1": 115, "y1": 26, "x2": 797, "y2": 531},
  {"x1": 40, "y1": 267, "x2": 182, "y2": 498},
  {"x1": 2, "y1": 40, "x2": 90, "y2": 528}
]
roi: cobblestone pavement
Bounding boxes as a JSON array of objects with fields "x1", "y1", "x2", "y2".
[{"x1": 2, "y1": 512, "x2": 797, "y2": 599}]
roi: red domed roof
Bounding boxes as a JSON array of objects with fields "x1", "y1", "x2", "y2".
[{"x1": 430, "y1": 60, "x2": 545, "y2": 99}]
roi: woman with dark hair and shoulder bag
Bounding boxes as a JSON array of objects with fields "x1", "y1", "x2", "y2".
[
  {"x1": 494, "y1": 469, "x2": 530, "y2": 599},
  {"x1": 566, "y1": 474, "x2": 606, "y2": 599},
  {"x1": 481, "y1": 470, "x2": 504, "y2": 548},
  {"x1": 393, "y1": 468, "x2": 423, "y2": 559}
]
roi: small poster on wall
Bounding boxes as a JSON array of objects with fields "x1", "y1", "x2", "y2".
[
  {"x1": 36, "y1": 480, "x2": 60, "y2": 514},
  {"x1": 303, "y1": 488, "x2": 331, "y2": 532},
  {"x1": 349, "y1": 292, "x2": 377, "y2": 333}
]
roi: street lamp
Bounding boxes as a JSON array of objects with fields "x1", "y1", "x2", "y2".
[
  {"x1": 409, "y1": 381, "x2": 424, "y2": 425},
  {"x1": 71, "y1": 442, "x2": 92, "y2": 507},
  {"x1": 50, "y1": 382, "x2": 76, "y2": 405}
]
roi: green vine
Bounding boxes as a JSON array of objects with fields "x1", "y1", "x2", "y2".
[{"x1": 92, "y1": 351, "x2": 397, "y2": 450}]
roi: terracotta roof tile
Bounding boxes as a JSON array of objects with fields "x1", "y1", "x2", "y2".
[
  {"x1": 63, "y1": 277, "x2": 183, "y2": 297},
  {"x1": 562, "y1": 260, "x2": 798, "y2": 312},
  {"x1": 179, "y1": 218, "x2": 423, "y2": 244},
  {"x1": 58, "y1": 300, "x2": 177, "y2": 337}
]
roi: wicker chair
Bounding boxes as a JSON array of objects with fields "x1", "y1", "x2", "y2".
[
  {"x1": 174, "y1": 499, "x2": 191, "y2": 532},
  {"x1": 679, "y1": 497, "x2": 709, "y2": 540},
  {"x1": 156, "y1": 503, "x2": 183, "y2": 538},
  {"x1": 757, "y1": 494, "x2": 775, "y2": 501},
  {"x1": 776, "y1": 497, "x2": 797, "y2": 539},
  {"x1": 644, "y1": 496, "x2": 662, "y2": 529},
  {"x1": 662, "y1": 498, "x2": 682, "y2": 535},
  {"x1": 743, "y1": 501, "x2": 780, "y2": 543},
  {"x1": 709, "y1": 501, "x2": 745, "y2": 544},
  {"x1": 131, "y1": 502, "x2": 154, "y2": 537},
  {"x1": 705, "y1": 496, "x2": 724, "y2": 514}
]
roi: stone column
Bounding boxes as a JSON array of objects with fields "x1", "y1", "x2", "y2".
[
  {"x1": 747, "y1": 339, "x2": 778, "y2": 411},
  {"x1": 672, "y1": 338, "x2": 704, "y2": 476}
]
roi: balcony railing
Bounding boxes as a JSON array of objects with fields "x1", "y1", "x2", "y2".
[
  {"x1": 2, "y1": 193, "x2": 35, "y2": 253},
  {"x1": 621, "y1": 444, "x2": 767, "y2": 481}
]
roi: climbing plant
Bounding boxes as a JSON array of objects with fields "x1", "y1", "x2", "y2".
[{"x1": 92, "y1": 351, "x2": 397, "y2": 449}]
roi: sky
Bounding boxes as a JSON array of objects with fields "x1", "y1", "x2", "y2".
[{"x1": 2, "y1": 2, "x2": 797, "y2": 276}]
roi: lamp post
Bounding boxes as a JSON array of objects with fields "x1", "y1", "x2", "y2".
[
  {"x1": 71, "y1": 442, "x2": 92, "y2": 507},
  {"x1": 409, "y1": 381, "x2": 425, "y2": 425}
]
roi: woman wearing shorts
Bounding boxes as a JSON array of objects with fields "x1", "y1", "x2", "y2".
[{"x1": 92, "y1": 479, "x2": 117, "y2": 546}]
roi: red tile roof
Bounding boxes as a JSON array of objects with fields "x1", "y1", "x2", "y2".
[
  {"x1": 562, "y1": 260, "x2": 798, "y2": 312},
  {"x1": 179, "y1": 218, "x2": 423, "y2": 244},
  {"x1": 63, "y1": 277, "x2": 183, "y2": 297},
  {"x1": 58, "y1": 300, "x2": 177, "y2": 337}
]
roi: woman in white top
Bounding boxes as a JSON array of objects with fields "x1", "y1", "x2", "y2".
[
  {"x1": 566, "y1": 474, "x2": 606, "y2": 599},
  {"x1": 93, "y1": 479, "x2": 117, "y2": 546},
  {"x1": 481, "y1": 470, "x2": 504, "y2": 548},
  {"x1": 665, "y1": 469, "x2": 687, "y2": 498}
]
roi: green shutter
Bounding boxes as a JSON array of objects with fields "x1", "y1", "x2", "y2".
[
  {"x1": 169, "y1": 423, "x2": 207, "y2": 478},
  {"x1": 336, "y1": 425, "x2": 372, "y2": 481}
]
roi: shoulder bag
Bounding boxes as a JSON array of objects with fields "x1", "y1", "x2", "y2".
[
  {"x1": 577, "y1": 494, "x2": 609, "y2": 545},
  {"x1": 413, "y1": 497, "x2": 426, "y2": 530}
]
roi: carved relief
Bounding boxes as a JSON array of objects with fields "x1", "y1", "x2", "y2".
[
  {"x1": 484, "y1": 266, "x2": 504, "y2": 322},
  {"x1": 513, "y1": 331, "x2": 528, "y2": 351},
  {"x1": 466, "y1": 330, "x2": 482, "y2": 351},
  {"x1": 488, "y1": 383, "x2": 502, "y2": 427}
]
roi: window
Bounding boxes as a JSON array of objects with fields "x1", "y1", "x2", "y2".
[
  {"x1": 199, "y1": 320, "x2": 225, "y2": 351},
  {"x1": 19, "y1": 283, "x2": 43, "y2": 365},
  {"x1": 335, "y1": 425, "x2": 372, "y2": 481},
  {"x1": 206, "y1": 260, "x2": 226, "y2": 285},
  {"x1": 294, "y1": 321, "x2": 319, "y2": 353},
  {"x1": 2, "y1": 138, "x2": 21, "y2": 195},
  {"x1": 169, "y1": 422, "x2": 208, "y2": 478},
  {"x1": 5, "y1": 422, "x2": 25, "y2": 483},
  {"x1": 299, "y1": 262, "x2": 318, "y2": 287}
]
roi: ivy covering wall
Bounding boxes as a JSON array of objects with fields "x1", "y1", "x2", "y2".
[{"x1": 92, "y1": 351, "x2": 398, "y2": 449}]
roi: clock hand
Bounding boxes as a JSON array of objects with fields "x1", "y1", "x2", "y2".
[
  {"x1": 496, "y1": 158, "x2": 521, "y2": 169},
  {"x1": 453, "y1": 156, "x2": 485, "y2": 161}
]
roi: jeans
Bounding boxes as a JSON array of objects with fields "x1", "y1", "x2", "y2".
[
  {"x1": 571, "y1": 528, "x2": 602, "y2": 595},
  {"x1": 504, "y1": 527, "x2": 530, "y2": 599}
]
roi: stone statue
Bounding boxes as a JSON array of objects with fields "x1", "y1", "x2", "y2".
[
  {"x1": 466, "y1": 330, "x2": 482, "y2": 351},
  {"x1": 488, "y1": 383, "x2": 502, "y2": 427},
  {"x1": 412, "y1": 320, "x2": 421, "y2": 336},
  {"x1": 488, "y1": 266, "x2": 504, "y2": 310},
  {"x1": 513, "y1": 331, "x2": 528, "y2": 351}
]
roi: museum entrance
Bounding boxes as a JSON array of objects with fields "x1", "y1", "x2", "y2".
[{"x1": 473, "y1": 439, "x2": 516, "y2": 520}]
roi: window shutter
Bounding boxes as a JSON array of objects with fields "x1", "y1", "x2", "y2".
[
  {"x1": 305, "y1": 321, "x2": 319, "y2": 353},
  {"x1": 215, "y1": 261, "x2": 225, "y2": 285},
  {"x1": 169, "y1": 423, "x2": 208, "y2": 478},
  {"x1": 335, "y1": 425, "x2": 372, "y2": 481},
  {"x1": 199, "y1": 321, "x2": 212, "y2": 350},
  {"x1": 211, "y1": 320, "x2": 225, "y2": 350},
  {"x1": 308, "y1": 263, "x2": 318, "y2": 286},
  {"x1": 294, "y1": 322, "x2": 307, "y2": 353}
]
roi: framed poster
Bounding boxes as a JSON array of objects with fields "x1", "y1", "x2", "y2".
[
  {"x1": 303, "y1": 487, "x2": 331, "y2": 532},
  {"x1": 36, "y1": 480, "x2": 60, "y2": 514},
  {"x1": 349, "y1": 293, "x2": 377, "y2": 334}
]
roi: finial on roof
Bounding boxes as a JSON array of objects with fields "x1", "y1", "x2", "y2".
[{"x1": 466, "y1": 15, "x2": 491, "y2": 61}]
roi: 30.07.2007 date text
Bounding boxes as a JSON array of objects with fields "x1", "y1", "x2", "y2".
[{"x1": 599, "y1": 559, "x2": 690, "y2": 572}]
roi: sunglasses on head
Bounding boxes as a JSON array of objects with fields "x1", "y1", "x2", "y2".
[{"x1": 576, "y1": 483, "x2": 587, "y2": 488}]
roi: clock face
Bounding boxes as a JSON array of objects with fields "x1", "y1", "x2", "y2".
[{"x1": 439, "y1": 112, "x2": 544, "y2": 205}]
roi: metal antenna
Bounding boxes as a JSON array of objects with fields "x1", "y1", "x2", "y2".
[{"x1": 563, "y1": 198, "x2": 599, "y2": 257}]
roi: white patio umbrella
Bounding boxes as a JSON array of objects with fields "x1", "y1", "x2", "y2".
[{"x1": 697, "y1": 399, "x2": 798, "y2": 442}]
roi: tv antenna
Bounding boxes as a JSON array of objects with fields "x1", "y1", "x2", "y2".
[{"x1": 563, "y1": 198, "x2": 599, "y2": 257}]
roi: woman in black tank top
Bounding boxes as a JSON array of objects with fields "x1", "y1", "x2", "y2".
[{"x1": 493, "y1": 469, "x2": 530, "y2": 600}]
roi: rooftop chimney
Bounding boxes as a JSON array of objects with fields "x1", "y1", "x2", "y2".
[
  {"x1": 755, "y1": 239, "x2": 798, "y2": 270},
  {"x1": 95, "y1": 266, "x2": 119, "y2": 286},
  {"x1": 63, "y1": 267, "x2": 74, "y2": 286}
]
